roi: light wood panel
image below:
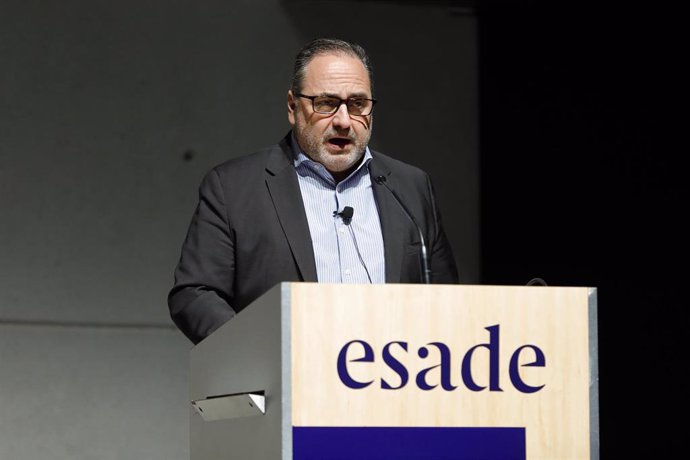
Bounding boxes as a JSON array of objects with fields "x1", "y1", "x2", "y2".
[{"x1": 290, "y1": 283, "x2": 594, "y2": 460}]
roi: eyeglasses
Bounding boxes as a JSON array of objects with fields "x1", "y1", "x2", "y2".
[{"x1": 295, "y1": 93, "x2": 377, "y2": 116}]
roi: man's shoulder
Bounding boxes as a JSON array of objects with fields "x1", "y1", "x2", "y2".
[
  {"x1": 370, "y1": 149, "x2": 428, "y2": 179},
  {"x1": 210, "y1": 136, "x2": 292, "y2": 177}
]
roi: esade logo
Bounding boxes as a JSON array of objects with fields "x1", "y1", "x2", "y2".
[{"x1": 337, "y1": 324, "x2": 546, "y2": 394}]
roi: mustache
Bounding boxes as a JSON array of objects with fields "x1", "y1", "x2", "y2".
[{"x1": 324, "y1": 130, "x2": 356, "y2": 141}]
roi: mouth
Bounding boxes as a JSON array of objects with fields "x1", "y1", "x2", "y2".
[{"x1": 327, "y1": 137, "x2": 353, "y2": 151}]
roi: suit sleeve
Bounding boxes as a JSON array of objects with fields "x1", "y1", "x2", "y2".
[
  {"x1": 167, "y1": 168, "x2": 236, "y2": 344},
  {"x1": 426, "y1": 174, "x2": 459, "y2": 284}
]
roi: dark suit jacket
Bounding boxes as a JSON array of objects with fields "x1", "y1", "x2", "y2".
[{"x1": 168, "y1": 133, "x2": 458, "y2": 344}]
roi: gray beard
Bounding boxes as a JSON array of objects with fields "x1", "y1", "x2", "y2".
[{"x1": 297, "y1": 128, "x2": 371, "y2": 175}]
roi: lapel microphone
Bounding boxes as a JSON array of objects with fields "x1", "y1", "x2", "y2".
[
  {"x1": 334, "y1": 206, "x2": 354, "y2": 225},
  {"x1": 374, "y1": 175, "x2": 431, "y2": 284}
]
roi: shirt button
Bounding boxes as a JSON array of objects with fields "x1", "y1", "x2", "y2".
[
  {"x1": 339, "y1": 227, "x2": 346, "y2": 234},
  {"x1": 344, "y1": 269, "x2": 352, "y2": 275}
]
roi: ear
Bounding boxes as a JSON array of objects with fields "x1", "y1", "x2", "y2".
[{"x1": 287, "y1": 90, "x2": 296, "y2": 126}]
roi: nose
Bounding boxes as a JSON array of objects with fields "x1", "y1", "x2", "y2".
[{"x1": 331, "y1": 102, "x2": 352, "y2": 130}]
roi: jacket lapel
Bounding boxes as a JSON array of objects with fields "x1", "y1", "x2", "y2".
[
  {"x1": 265, "y1": 136, "x2": 318, "y2": 282},
  {"x1": 369, "y1": 156, "x2": 405, "y2": 283}
]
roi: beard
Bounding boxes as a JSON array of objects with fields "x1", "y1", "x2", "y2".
[{"x1": 295, "y1": 123, "x2": 372, "y2": 176}]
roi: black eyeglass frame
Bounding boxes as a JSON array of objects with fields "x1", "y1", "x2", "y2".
[{"x1": 295, "y1": 93, "x2": 377, "y2": 116}]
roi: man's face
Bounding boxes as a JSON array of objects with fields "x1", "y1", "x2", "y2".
[{"x1": 287, "y1": 53, "x2": 373, "y2": 179}]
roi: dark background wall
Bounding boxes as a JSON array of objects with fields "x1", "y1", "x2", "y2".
[{"x1": 478, "y1": 1, "x2": 685, "y2": 458}]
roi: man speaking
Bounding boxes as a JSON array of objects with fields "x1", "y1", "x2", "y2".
[{"x1": 168, "y1": 38, "x2": 458, "y2": 344}]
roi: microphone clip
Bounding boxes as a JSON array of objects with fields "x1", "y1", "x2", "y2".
[{"x1": 334, "y1": 206, "x2": 354, "y2": 225}]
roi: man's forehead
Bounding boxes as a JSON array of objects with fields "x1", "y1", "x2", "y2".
[{"x1": 303, "y1": 53, "x2": 371, "y2": 93}]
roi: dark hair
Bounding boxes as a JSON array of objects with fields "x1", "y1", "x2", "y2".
[{"x1": 291, "y1": 38, "x2": 374, "y2": 95}]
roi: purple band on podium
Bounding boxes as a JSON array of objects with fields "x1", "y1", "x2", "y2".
[{"x1": 293, "y1": 426, "x2": 526, "y2": 460}]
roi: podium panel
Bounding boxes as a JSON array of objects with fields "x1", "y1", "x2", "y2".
[{"x1": 190, "y1": 283, "x2": 598, "y2": 460}]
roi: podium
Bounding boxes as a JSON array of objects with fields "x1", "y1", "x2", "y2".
[{"x1": 189, "y1": 283, "x2": 598, "y2": 460}]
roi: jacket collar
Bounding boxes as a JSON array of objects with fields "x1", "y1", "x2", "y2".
[
  {"x1": 368, "y1": 156, "x2": 404, "y2": 283},
  {"x1": 264, "y1": 134, "x2": 318, "y2": 281}
]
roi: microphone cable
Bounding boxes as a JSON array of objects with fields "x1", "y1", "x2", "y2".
[{"x1": 335, "y1": 206, "x2": 372, "y2": 283}]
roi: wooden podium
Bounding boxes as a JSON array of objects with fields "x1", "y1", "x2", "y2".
[{"x1": 189, "y1": 283, "x2": 599, "y2": 460}]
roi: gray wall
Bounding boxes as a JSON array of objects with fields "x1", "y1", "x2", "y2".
[{"x1": 0, "y1": 1, "x2": 477, "y2": 458}]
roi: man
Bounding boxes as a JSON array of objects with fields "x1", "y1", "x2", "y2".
[{"x1": 168, "y1": 38, "x2": 458, "y2": 344}]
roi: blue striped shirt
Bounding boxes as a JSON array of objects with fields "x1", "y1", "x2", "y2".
[{"x1": 291, "y1": 137, "x2": 386, "y2": 284}]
